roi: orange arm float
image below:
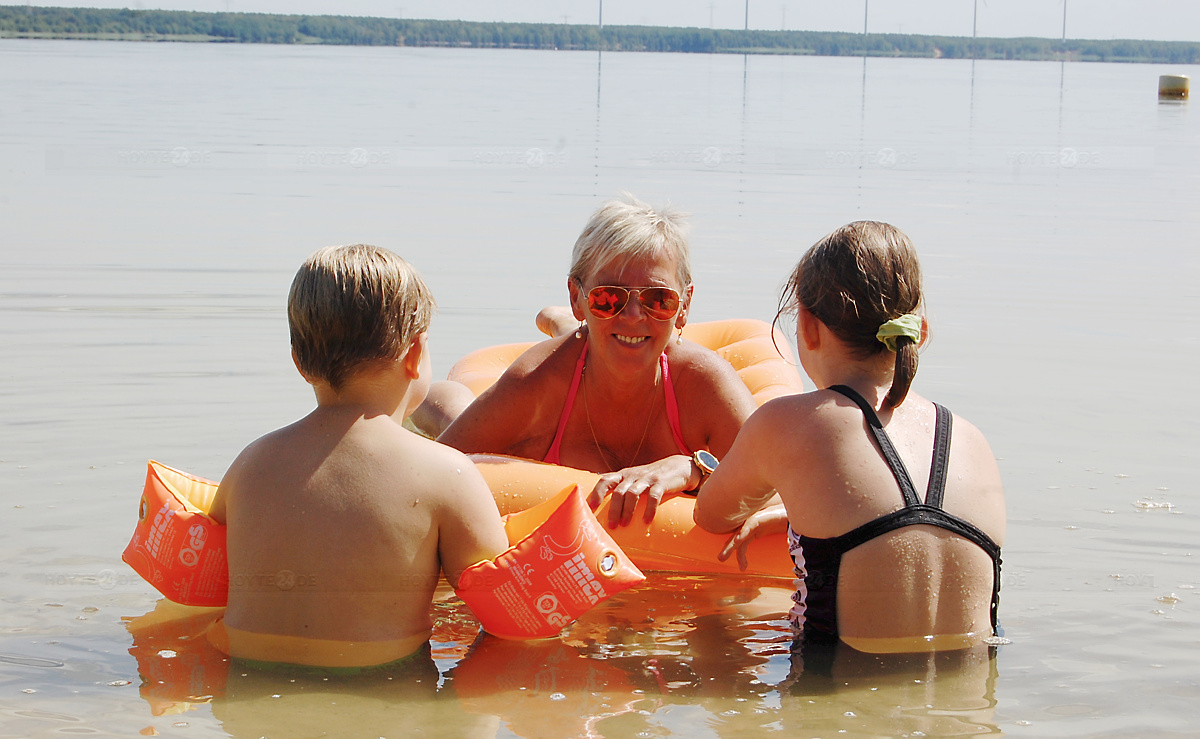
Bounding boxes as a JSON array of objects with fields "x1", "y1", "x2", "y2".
[
  {"x1": 122, "y1": 461, "x2": 229, "y2": 607},
  {"x1": 455, "y1": 484, "x2": 645, "y2": 640}
]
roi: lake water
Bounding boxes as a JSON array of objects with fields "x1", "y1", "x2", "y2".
[{"x1": 2, "y1": 38, "x2": 1198, "y2": 737}]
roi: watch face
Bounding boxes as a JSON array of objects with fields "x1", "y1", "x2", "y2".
[{"x1": 695, "y1": 450, "x2": 718, "y2": 473}]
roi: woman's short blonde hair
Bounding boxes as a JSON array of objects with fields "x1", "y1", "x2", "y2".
[
  {"x1": 288, "y1": 244, "x2": 434, "y2": 390},
  {"x1": 568, "y1": 193, "x2": 692, "y2": 288}
]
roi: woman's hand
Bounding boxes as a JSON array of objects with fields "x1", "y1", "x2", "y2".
[
  {"x1": 587, "y1": 454, "x2": 698, "y2": 529},
  {"x1": 717, "y1": 504, "x2": 790, "y2": 571}
]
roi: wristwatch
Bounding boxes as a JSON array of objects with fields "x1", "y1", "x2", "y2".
[
  {"x1": 683, "y1": 450, "x2": 719, "y2": 496},
  {"x1": 692, "y1": 449, "x2": 719, "y2": 477}
]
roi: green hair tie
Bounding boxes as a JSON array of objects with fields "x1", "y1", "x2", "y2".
[{"x1": 876, "y1": 313, "x2": 922, "y2": 352}]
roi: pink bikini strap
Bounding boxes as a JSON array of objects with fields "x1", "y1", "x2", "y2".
[
  {"x1": 543, "y1": 342, "x2": 588, "y2": 465},
  {"x1": 660, "y1": 352, "x2": 690, "y2": 455}
]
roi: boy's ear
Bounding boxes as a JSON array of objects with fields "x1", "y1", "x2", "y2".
[
  {"x1": 403, "y1": 332, "x2": 428, "y2": 379},
  {"x1": 292, "y1": 348, "x2": 312, "y2": 382}
]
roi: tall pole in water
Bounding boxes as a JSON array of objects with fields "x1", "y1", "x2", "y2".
[
  {"x1": 744, "y1": 0, "x2": 749, "y2": 30},
  {"x1": 863, "y1": 0, "x2": 869, "y2": 34},
  {"x1": 598, "y1": 0, "x2": 603, "y2": 28},
  {"x1": 973, "y1": 0, "x2": 978, "y2": 38},
  {"x1": 1061, "y1": 0, "x2": 1067, "y2": 44}
]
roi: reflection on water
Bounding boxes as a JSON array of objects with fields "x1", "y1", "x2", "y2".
[{"x1": 124, "y1": 576, "x2": 998, "y2": 737}]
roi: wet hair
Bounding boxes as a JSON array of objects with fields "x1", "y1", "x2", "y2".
[
  {"x1": 288, "y1": 244, "x2": 434, "y2": 391},
  {"x1": 780, "y1": 221, "x2": 923, "y2": 411},
  {"x1": 568, "y1": 193, "x2": 692, "y2": 289}
]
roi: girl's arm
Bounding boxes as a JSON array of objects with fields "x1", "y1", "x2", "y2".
[{"x1": 693, "y1": 400, "x2": 785, "y2": 534}]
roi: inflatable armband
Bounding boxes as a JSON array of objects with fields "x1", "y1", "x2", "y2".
[
  {"x1": 122, "y1": 461, "x2": 229, "y2": 607},
  {"x1": 455, "y1": 484, "x2": 645, "y2": 640}
]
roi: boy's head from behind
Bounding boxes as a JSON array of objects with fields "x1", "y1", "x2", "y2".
[{"x1": 288, "y1": 244, "x2": 435, "y2": 391}]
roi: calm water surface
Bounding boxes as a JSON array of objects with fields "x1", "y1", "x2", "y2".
[{"x1": 1, "y1": 40, "x2": 1198, "y2": 737}]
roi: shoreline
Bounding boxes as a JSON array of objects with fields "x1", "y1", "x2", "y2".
[{"x1": 2, "y1": 6, "x2": 1198, "y2": 64}]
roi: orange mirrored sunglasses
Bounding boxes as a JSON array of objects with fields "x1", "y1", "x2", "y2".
[{"x1": 585, "y1": 285, "x2": 682, "y2": 321}]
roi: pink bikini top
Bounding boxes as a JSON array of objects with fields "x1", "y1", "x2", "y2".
[{"x1": 543, "y1": 342, "x2": 690, "y2": 466}]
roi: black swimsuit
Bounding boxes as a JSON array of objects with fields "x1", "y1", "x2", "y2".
[{"x1": 786, "y1": 385, "x2": 1002, "y2": 640}]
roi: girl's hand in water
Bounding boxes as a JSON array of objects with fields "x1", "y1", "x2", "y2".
[
  {"x1": 587, "y1": 454, "x2": 697, "y2": 529},
  {"x1": 718, "y1": 504, "x2": 790, "y2": 571}
]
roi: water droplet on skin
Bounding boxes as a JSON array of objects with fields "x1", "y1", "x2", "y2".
[
  {"x1": 550, "y1": 692, "x2": 566, "y2": 701},
  {"x1": 157, "y1": 650, "x2": 177, "y2": 658},
  {"x1": 844, "y1": 711, "x2": 856, "y2": 717}
]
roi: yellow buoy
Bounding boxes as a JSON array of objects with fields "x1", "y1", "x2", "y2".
[{"x1": 1158, "y1": 74, "x2": 1189, "y2": 100}]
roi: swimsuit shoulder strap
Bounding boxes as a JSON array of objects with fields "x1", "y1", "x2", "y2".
[
  {"x1": 925, "y1": 403, "x2": 953, "y2": 508},
  {"x1": 827, "y1": 384, "x2": 921, "y2": 507},
  {"x1": 660, "y1": 352, "x2": 691, "y2": 455},
  {"x1": 543, "y1": 342, "x2": 588, "y2": 465}
]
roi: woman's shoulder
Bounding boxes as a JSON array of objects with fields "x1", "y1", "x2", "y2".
[
  {"x1": 666, "y1": 340, "x2": 753, "y2": 395},
  {"x1": 487, "y1": 335, "x2": 581, "y2": 398}
]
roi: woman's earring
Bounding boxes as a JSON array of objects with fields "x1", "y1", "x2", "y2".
[
  {"x1": 676, "y1": 327, "x2": 683, "y2": 345},
  {"x1": 575, "y1": 321, "x2": 584, "y2": 340}
]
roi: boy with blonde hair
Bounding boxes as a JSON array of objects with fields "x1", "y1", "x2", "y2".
[{"x1": 209, "y1": 244, "x2": 508, "y2": 669}]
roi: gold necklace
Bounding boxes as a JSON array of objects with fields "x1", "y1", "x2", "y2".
[{"x1": 582, "y1": 362, "x2": 657, "y2": 471}]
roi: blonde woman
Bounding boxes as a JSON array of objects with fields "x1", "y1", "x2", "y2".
[{"x1": 440, "y1": 195, "x2": 756, "y2": 527}]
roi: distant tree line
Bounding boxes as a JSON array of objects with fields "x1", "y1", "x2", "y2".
[{"x1": 1, "y1": 6, "x2": 1197, "y2": 64}]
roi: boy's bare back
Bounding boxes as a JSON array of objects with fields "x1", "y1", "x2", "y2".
[{"x1": 213, "y1": 406, "x2": 503, "y2": 645}]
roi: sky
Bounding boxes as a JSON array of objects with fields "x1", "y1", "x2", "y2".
[{"x1": 6, "y1": 0, "x2": 1200, "y2": 42}]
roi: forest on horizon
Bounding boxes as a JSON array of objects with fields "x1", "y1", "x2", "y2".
[{"x1": 2, "y1": 5, "x2": 1198, "y2": 64}]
